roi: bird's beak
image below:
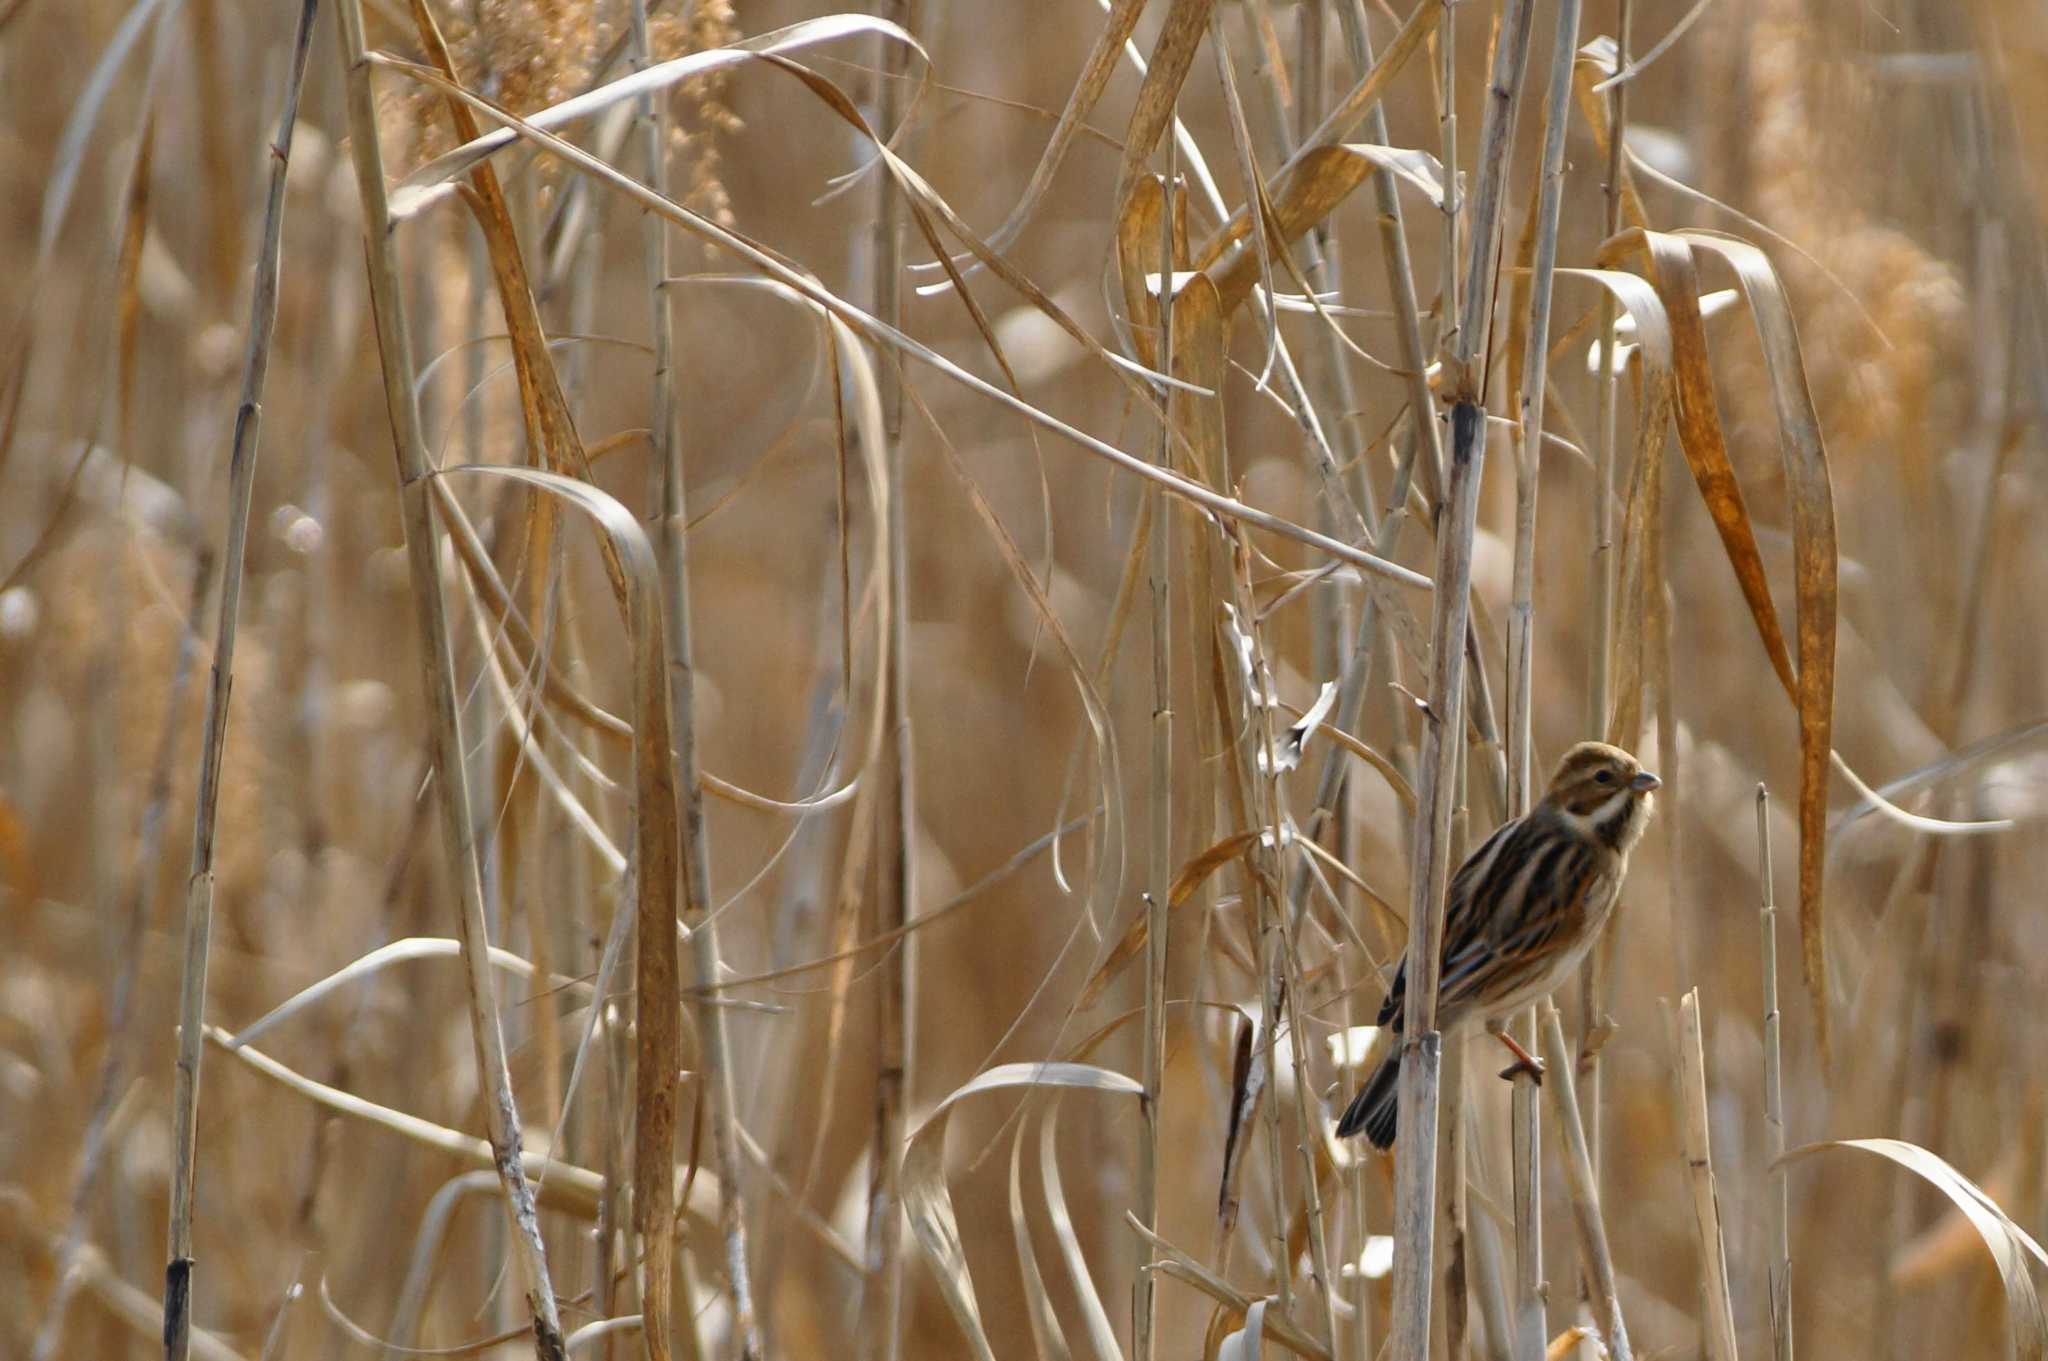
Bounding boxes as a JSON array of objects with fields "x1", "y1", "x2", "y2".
[{"x1": 1631, "y1": 771, "x2": 1662, "y2": 792}]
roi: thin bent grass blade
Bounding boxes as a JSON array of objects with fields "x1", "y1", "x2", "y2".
[{"x1": 904, "y1": 1062, "x2": 1144, "y2": 1361}]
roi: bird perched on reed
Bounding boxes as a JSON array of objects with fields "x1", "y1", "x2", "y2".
[{"x1": 1337, "y1": 741, "x2": 1660, "y2": 1149}]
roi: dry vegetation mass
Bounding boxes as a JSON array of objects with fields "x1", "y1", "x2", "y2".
[{"x1": 3, "y1": 0, "x2": 2047, "y2": 1359}]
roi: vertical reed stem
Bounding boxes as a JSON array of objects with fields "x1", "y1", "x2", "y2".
[
  {"x1": 1538, "y1": 1002, "x2": 1633, "y2": 1361},
  {"x1": 1135, "y1": 147, "x2": 1177, "y2": 1361},
  {"x1": 1677, "y1": 990, "x2": 1740, "y2": 1361},
  {"x1": 1504, "y1": 6, "x2": 1584, "y2": 1358},
  {"x1": 1759, "y1": 785, "x2": 1794, "y2": 1361},
  {"x1": 165, "y1": 9, "x2": 317, "y2": 1357},
  {"x1": 1389, "y1": 0, "x2": 1538, "y2": 1350},
  {"x1": 1581, "y1": 0, "x2": 1633, "y2": 1196},
  {"x1": 329, "y1": 2, "x2": 567, "y2": 1355},
  {"x1": 860, "y1": 9, "x2": 917, "y2": 1360}
]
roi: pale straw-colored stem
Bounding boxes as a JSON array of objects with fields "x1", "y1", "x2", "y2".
[
  {"x1": 637, "y1": 8, "x2": 763, "y2": 1350},
  {"x1": 1758, "y1": 785, "x2": 1794, "y2": 1361},
  {"x1": 329, "y1": 2, "x2": 567, "y2": 1354},
  {"x1": 1504, "y1": 6, "x2": 1586, "y2": 1359},
  {"x1": 856, "y1": 8, "x2": 918, "y2": 1361},
  {"x1": 1538, "y1": 1002, "x2": 1633, "y2": 1361},
  {"x1": 164, "y1": 8, "x2": 318, "y2": 1358},
  {"x1": 1677, "y1": 990, "x2": 1740, "y2": 1361},
  {"x1": 1134, "y1": 134, "x2": 1177, "y2": 1361}
]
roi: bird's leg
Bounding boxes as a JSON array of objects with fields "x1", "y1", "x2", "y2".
[{"x1": 1485, "y1": 1020, "x2": 1546, "y2": 1084}]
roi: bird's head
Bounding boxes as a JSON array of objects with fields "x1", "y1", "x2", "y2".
[{"x1": 1540, "y1": 741, "x2": 1660, "y2": 850}]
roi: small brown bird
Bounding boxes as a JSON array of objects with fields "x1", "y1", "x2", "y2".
[{"x1": 1337, "y1": 741, "x2": 1660, "y2": 1148}]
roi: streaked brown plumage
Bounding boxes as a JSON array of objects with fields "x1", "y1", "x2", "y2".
[{"x1": 1337, "y1": 741, "x2": 1660, "y2": 1148}]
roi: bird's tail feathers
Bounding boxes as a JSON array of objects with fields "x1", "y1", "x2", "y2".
[{"x1": 1336, "y1": 1051, "x2": 1402, "y2": 1149}]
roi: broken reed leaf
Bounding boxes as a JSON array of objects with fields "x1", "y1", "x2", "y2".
[
  {"x1": 412, "y1": 332, "x2": 651, "y2": 402},
  {"x1": 1289, "y1": 712, "x2": 1418, "y2": 814},
  {"x1": 1079, "y1": 831, "x2": 1260, "y2": 1011},
  {"x1": 388, "y1": 17, "x2": 926, "y2": 218},
  {"x1": 1824, "y1": 749, "x2": 2012, "y2": 839},
  {"x1": 1593, "y1": 226, "x2": 1842, "y2": 1062},
  {"x1": 904, "y1": 1063, "x2": 1143, "y2": 1361},
  {"x1": 318, "y1": 1276, "x2": 529, "y2": 1357},
  {"x1": 1778, "y1": 1139, "x2": 2048, "y2": 1361},
  {"x1": 1580, "y1": 288, "x2": 1736, "y2": 376},
  {"x1": 1132, "y1": 1217, "x2": 1334, "y2": 1361},
  {"x1": 205, "y1": 1027, "x2": 628, "y2": 1221},
  {"x1": 1219, "y1": 603, "x2": 1269, "y2": 707},
  {"x1": 1268, "y1": 679, "x2": 1340, "y2": 775}
]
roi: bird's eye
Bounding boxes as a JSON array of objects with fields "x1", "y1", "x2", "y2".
[{"x1": 1593, "y1": 770, "x2": 1614, "y2": 785}]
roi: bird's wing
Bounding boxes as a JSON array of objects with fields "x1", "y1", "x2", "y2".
[
  {"x1": 1376, "y1": 815, "x2": 1524, "y2": 1027},
  {"x1": 1447, "y1": 832, "x2": 1605, "y2": 1013},
  {"x1": 1435, "y1": 816, "x2": 1540, "y2": 1012}
]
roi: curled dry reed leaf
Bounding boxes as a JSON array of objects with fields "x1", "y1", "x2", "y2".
[
  {"x1": 903, "y1": 1062, "x2": 1143, "y2": 1361},
  {"x1": 1778, "y1": 1139, "x2": 2048, "y2": 1361},
  {"x1": 1596, "y1": 223, "x2": 1841, "y2": 1063}
]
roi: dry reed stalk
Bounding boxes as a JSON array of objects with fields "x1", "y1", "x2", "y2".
[
  {"x1": 1577, "y1": 4, "x2": 1632, "y2": 1283},
  {"x1": 1676, "y1": 990, "x2": 1739, "y2": 1361},
  {"x1": 162, "y1": 8, "x2": 316, "y2": 1357},
  {"x1": 1508, "y1": 1039, "x2": 1542, "y2": 1361},
  {"x1": 1503, "y1": 6, "x2": 1584, "y2": 1358},
  {"x1": 1536, "y1": 1003, "x2": 1632, "y2": 1361},
  {"x1": 1388, "y1": 1, "x2": 1539, "y2": 1357},
  {"x1": 1587, "y1": 0, "x2": 1631, "y2": 770},
  {"x1": 1384, "y1": 395, "x2": 1482, "y2": 1361},
  {"x1": 1439, "y1": 1028, "x2": 1470, "y2": 1361},
  {"x1": 1758, "y1": 786, "x2": 1793, "y2": 1361},
  {"x1": 628, "y1": 6, "x2": 683, "y2": 1358},
  {"x1": 858, "y1": 9, "x2": 917, "y2": 1361},
  {"x1": 1134, "y1": 156, "x2": 1176, "y2": 1361},
  {"x1": 1434, "y1": 0, "x2": 1460, "y2": 354},
  {"x1": 653, "y1": 179, "x2": 762, "y2": 1361},
  {"x1": 329, "y1": 2, "x2": 568, "y2": 1354}
]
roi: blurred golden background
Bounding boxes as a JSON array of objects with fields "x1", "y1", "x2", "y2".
[{"x1": 3, "y1": 0, "x2": 2045, "y2": 1358}]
